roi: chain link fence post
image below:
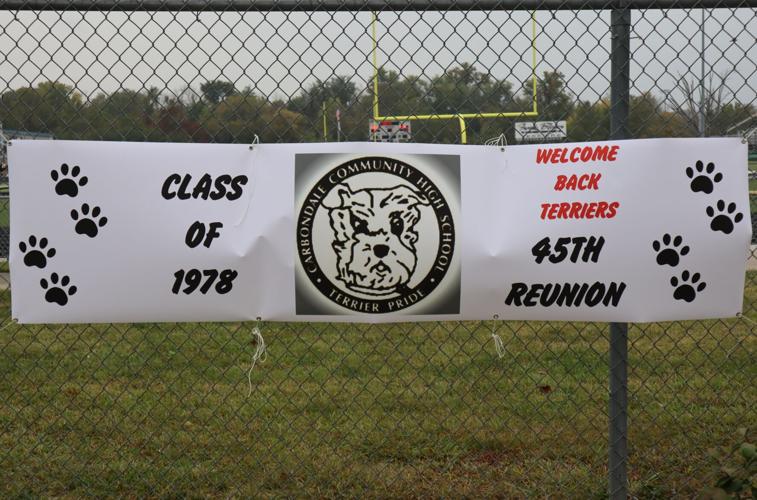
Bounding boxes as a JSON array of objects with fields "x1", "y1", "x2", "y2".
[{"x1": 609, "y1": 6, "x2": 631, "y2": 499}]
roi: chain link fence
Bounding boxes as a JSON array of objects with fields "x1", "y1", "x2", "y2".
[{"x1": 0, "y1": 1, "x2": 755, "y2": 497}]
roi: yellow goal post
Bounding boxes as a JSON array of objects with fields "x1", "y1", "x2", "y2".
[{"x1": 371, "y1": 11, "x2": 538, "y2": 143}]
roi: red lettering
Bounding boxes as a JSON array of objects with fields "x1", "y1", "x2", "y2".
[
  {"x1": 536, "y1": 149, "x2": 552, "y2": 164},
  {"x1": 608, "y1": 201, "x2": 620, "y2": 218},
  {"x1": 580, "y1": 202, "x2": 590, "y2": 218},
  {"x1": 550, "y1": 149, "x2": 561, "y2": 163},
  {"x1": 569, "y1": 202, "x2": 582, "y2": 218},
  {"x1": 592, "y1": 145, "x2": 609, "y2": 161},
  {"x1": 559, "y1": 148, "x2": 568, "y2": 163},
  {"x1": 586, "y1": 173, "x2": 601, "y2": 190},
  {"x1": 558, "y1": 203, "x2": 570, "y2": 218},
  {"x1": 585, "y1": 203, "x2": 596, "y2": 219},
  {"x1": 596, "y1": 201, "x2": 609, "y2": 218},
  {"x1": 554, "y1": 173, "x2": 601, "y2": 191},
  {"x1": 580, "y1": 147, "x2": 592, "y2": 162},
  {"x1": 537, "y1": 145, "x2": 618, "y2": 166},
  {"x1": 548, "y1": 204, "x2": 559, "y2": 219},
  {"x1": 539, "y1": 200, "x2": 620, "y2": 220},
  {"x1": 540, "y1": 203, "x2": 551, "y2": 219},
  {"x1": 570, "y1": 147, "x2": 581, "y2": 162}
]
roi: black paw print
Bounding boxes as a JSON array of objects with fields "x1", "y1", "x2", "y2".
[
  {"x1": 652, "y1": 234, "x2": 689, "y2": 267},
  {"x1": 686, "y1": 160, "x2": 722, "y2": 194},
  {"x1": 706, "y1": 200, "x2": 743, "y2": 235},
  {"x1": 51, "y1": 163, "x2": 88, "y2": 197},
  {"x1": 670, "y1": 270, "x2": 706, "y2": 303},
  {"x1": 40, "y1": 273, "x2": 77, "y2": 306},
  {"x1": 18, "y1": 235, "x2": 56, "y2": 269},
  {"x1": 71, "y1": 203, "x2": 108, "y2": 238}
]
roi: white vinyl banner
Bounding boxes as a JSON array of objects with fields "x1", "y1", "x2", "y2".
[{"x1": 8, "y1": 138, "x2": 750, "y2": 324}]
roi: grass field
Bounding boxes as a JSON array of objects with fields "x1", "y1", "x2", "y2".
[
  {"x1": 0, "y1": 165, "x2": 754, "y2": 498},
  {"x1": 0, "y1": 196, "x2": 8, "y2": 227},
  {"x1": 0, "y1": 277, "x2": 755, "y2": 498}
]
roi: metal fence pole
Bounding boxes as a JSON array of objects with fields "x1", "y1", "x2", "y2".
[{"x1": 609, "y1": 6, "x2": 631, "y2": 499}]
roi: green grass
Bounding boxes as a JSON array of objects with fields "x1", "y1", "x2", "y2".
[
  {"x1": 0, "y1": 279, "x2": 755, "y2": 498},
  {"x1": 0, "y1": 198, "x2": 7, "y2": 227}
]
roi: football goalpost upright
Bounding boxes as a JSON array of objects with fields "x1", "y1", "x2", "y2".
[{"x1": 371, "y1": 11, "x2": 539, "y2": 143}]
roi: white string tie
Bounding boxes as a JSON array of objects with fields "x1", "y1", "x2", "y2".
[
  {"x1": 246, "y1": 322, "x2": 267, "y2": 397},
  {"x1": 737, "y1": 312, "x2": 757, "y2": 327},
  {"x1": 491, "y1": 315, "x2": 505, "y2": 359}
]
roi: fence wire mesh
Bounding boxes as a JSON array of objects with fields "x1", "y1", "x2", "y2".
[{"x1": 0, "y1": 1, "x2": 755, "y2": 497}]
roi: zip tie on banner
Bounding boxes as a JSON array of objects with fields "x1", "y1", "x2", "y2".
[
  {"x1": 235, "y1": 134, "x2": 260, "y2": 227},
  {"x1": 248, "y1": 134, "x2": 260, "y2": 150},
  {"x1": 736, "y1": 312, "x2": 757, "y2": 327},
  {"x1": 246, "y1": 318, "x2": 267, "y2": 397},
  {"x1": 491, "y1": 314, "x2": 506, "y2": 359},
  {"x1": 484, "y1": 133, "x2": 507, "y2": 152},
  {"x1": 741, "y1": 127, "x2": 756, "y2": 144}
]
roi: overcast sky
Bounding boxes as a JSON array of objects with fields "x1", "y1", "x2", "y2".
[{"x1": 0, "y1": 8, "x2": 754, "y2": 109}]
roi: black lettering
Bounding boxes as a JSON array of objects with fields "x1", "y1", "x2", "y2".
[
  {"x1": 505, "y1": 283, "x2": 528, "y2": 306},
  {"x1": 603, "y1": 282, "x2": 627, "y2": 306},
  {"x1": 204, "y1": 222, "x2": 223, "y2": 247},
  {"x1": 177, "y1": 174, "x2": 192, "y2": 200},
  {"x1": 185, "y1": 221, "x2": 205, "y2": 248},
  {"x1": 162, "y1": 173, "x2": 182, "y2": 199},
  {"x1": 585, "y1": 282, "x2": 605, "y2": 306},
  {"x1": 557, "y1": 282, "x2": 582, "y2": 306},
  {"x1": 192, "y1": 173, "x2": 213, "y2": 200},
  {"x1": 508, "y1": 281, "x2": 627, "y2": 308},
  {"x1": 574, "y1": 283, "x2": 589, "y2": 305},
  {"x1": 523, "y1": 284, "x2": 543, "y2": 306},
  {"x1": 583, "y1": 236, "x2": 605, "y2": 262},
  {"x1": 211, "y1": 174, "x2": 232, "y2": 200},
  {"x1": 539, "y1": 283, "x2": 560, "y2": 306},
  {"x1": 227, "y1": 175, "x2": 248, "y2": 200}
]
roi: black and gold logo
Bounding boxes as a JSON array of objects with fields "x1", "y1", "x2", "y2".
[{"x1": 296, "y1": 155, "x2": 459, "y2": 314}]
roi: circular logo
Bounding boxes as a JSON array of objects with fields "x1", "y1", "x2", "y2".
[{"x1": 297, "y1": 156, "x2": 455, "y2": 313}]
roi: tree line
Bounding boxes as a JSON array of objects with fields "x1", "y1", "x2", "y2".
[{"x1": 1, "y1": 65, "x2": 752, "y2": 144}]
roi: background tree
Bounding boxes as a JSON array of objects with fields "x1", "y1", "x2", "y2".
[
  {"x1": 202, "y1": 89, "x2": 309, "y2": 143},
  {"x1": 289, "y1": 76, "x2": 360, "y2": 140},
  {"x1": 0, "y1": 81, "x2": 85, "y2": 138},
  {"x1": 200, "y1": 80, "x2": 238, "y2": 105},
  {"x1": 83, "y1": 89, "x2": 157, "y2": 141},
  {"x1": 519, "y1": 70, "x2": 575, "y2": 121},
  {"x1": 567, "y1": 99, "x2": 609, "y2": 141},
  {"x1": 673, "y1": 72, "x2": 755, "y2": 137},
  {"x1": 0, "y1": 66, "x2": 752, "y2": 145}
]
